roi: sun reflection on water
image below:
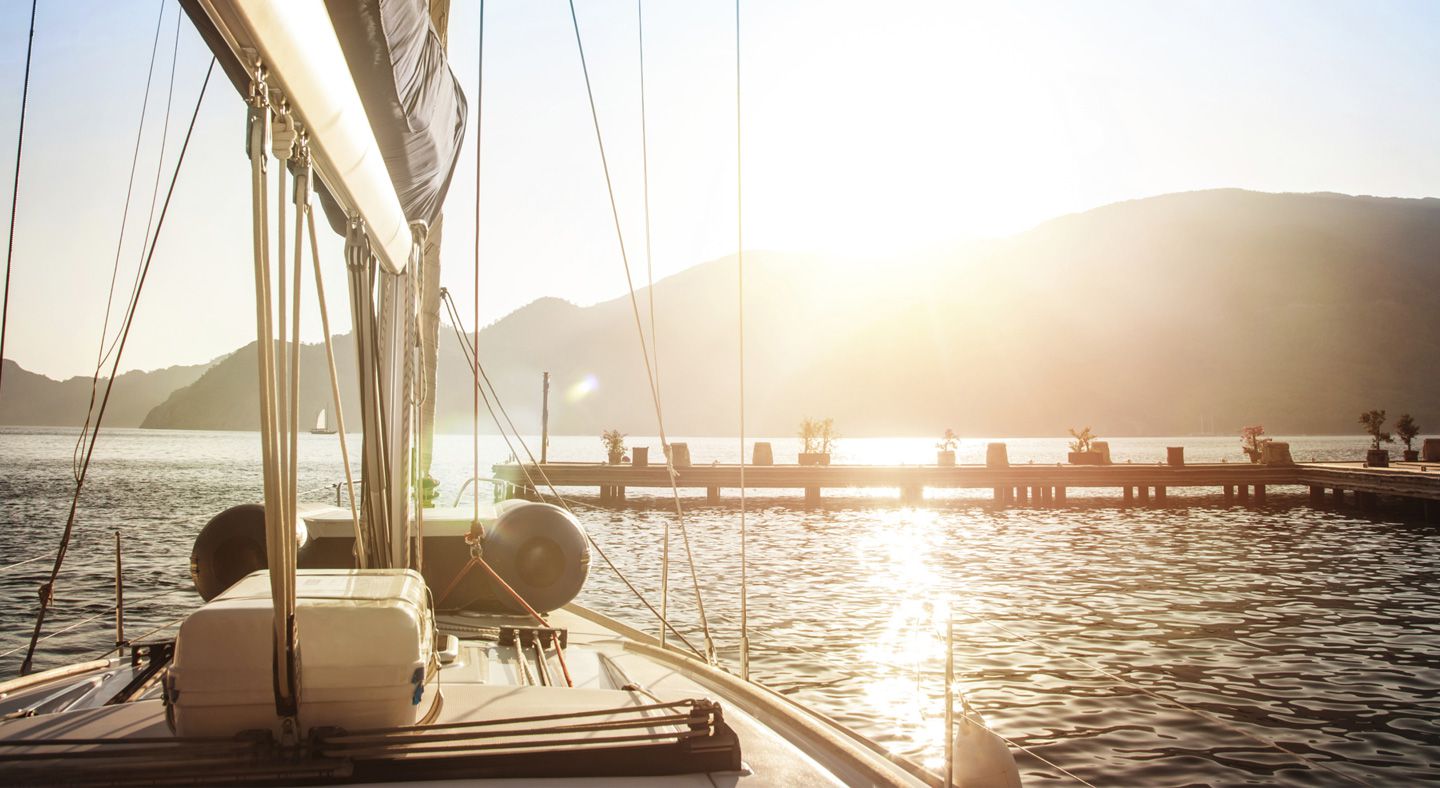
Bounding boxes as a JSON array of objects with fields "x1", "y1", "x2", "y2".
[{"x1": 852, "y1": 509, "x2": 960, "y2": 769}]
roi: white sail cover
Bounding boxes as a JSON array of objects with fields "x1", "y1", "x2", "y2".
[{"x1": 182, "y1": 0, "x2": 414, "y2": 274}]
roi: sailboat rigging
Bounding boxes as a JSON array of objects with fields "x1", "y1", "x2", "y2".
[{"x1": 0, "y1": 2, "x2": 1021, "y2": 785}]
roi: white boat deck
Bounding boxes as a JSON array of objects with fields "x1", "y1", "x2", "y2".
[{"x1": 0, "y1": 605, "x2": 931, "y2": 786}]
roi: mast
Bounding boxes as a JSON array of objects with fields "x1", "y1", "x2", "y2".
[
  {"x1": 416, "y1": 0, "x2": 451, "y2": 509},
  {"x1": 181, "y1": 0, "x2": 465, "y2": 725}
]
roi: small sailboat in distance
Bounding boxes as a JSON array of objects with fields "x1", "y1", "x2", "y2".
[{"x1": 311, "y1": 407, "x2": 335, "y2": 435}]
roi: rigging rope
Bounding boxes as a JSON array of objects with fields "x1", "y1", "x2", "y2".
[
  {"x1": 0, "y1": 0, "x2": 39, "y2": 401},
  {"x1": 635, "y1": 0, "x2": 671, "y2": 649},
  {"x1": 567, "y1": 0, "x2": 715, "y2": 664},
  {"x1": 734, "y1": 0, "x2": 750, "y2": 683},
  {"x1": 74, "y1": 0, "x2": 172, "y2": 481},
  {"x1": 439, "y1": 291, "x2": 704, "y2": 659},
  {"x1": 19, "y1": 58, "x2": 216, "y2": 676},
  {"x1": 306, "y1": 200, "x2": 364, "y2": 565},
  {"x1": 472, "y1": 0, "x2": 485, "y2": 530}
]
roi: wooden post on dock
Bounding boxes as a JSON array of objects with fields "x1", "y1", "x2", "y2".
[
  {"x1": 1238, "y1": 484, "x2": 1250, "y2": 502},
  {"x1": 1223, "y1": 485, "x2": 1233, "y2": 502},
  {"x1": 540, "y1": 372, "x2": 550, "y2": 464},
  {"x1": 707, "y1": 487, "x2": 719, "y2": 504},
  {"x1": 1138, "y1": 485, "x2": 1150, "y2": 503},
  {"x1": 1156, "y1": 485, "x2": 1167, "y2": 502},
  {"x1": 1309, "y1": 485, "x2": 1323, "y2": 504},
  {"x1": 1123, "y1": 486, "x2": 1133, "y2": 504},
  {"x1": 1055, "y1": 486, "x2": 1066, "y2": 503},
  {"x1": 1254, "y1": 484, "x2": 1266, "y2": 503}
]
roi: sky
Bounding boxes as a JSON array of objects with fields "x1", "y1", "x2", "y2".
[{"x1": 0, "y1": 0, "x2": 1436, "y2": 380}]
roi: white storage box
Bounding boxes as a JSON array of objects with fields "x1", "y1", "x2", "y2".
[{"x1": 168, "y1": 568, "x2": 436, "y2": 737}]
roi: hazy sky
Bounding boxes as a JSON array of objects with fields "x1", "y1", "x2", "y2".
[{"x1": 0, "y1": 0, "x2": 1436, "y2": 380}]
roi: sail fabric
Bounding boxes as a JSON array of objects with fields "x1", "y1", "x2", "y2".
[{"x1": 318, "y1": 0, "x2": 468, "y2": 234}]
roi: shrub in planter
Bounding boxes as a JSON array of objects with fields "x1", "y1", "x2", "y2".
[
  {"x1": 1359, "y1": 409, "x2": 1391, "y2": 467},
  {"x1": 799, "y1": 417, "x2": 836, "y2": 466},
  {"x1": 1240, "y1": 425, "x2": 1270, "y2": 464},
  {"x1": 936, "y1": 428, "x2": 958, "y2": 466},
  {"x1": 1396, "y1": 414, "x2": 1420, "y2": 462},
  {"x1": 1067, "y1": 426, "x2": 1102, "y2": 465},
  {"x1": 601, "y1": 429, "x2": 626, "y2": 465}
]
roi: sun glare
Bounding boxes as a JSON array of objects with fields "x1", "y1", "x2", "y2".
[{"x1": 566, "y1": 374, "x2": 598, "y2": 403}]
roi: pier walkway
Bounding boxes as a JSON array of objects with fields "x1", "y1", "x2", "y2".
[{"x1": 491, "y1": 460, "x2": 1440, "y2": 519}]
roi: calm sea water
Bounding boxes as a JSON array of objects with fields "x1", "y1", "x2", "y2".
[{"x1": 2, "y1": 428, "x2": 1438, "y2": 785}]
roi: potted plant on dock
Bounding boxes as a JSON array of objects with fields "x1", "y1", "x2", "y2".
[
  {"x1": 1359, "y1": 409, "x2": 1391, "y2": 467},
  {"x1": 1240, "y1": 425, "x2": 1270, "y2": 463},
  {"x1": 601, "y1": 429, "x2": 627, "y2": 465},
  {"x1": 798, "y1": 417, "x2": 836, "y2": 466},
  {"x1": 936, "y1": 428, "x2": 958, "y2": 467},
  {"x1": 1067, "y1": 427, "x2": 1102, "y2": 465},
  {"x1": 1396, "y1": 413, "x2": 1420, "y2": 462}
]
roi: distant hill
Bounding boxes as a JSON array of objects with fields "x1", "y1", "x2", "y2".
[
  {"x1": 141, "y1": 189, "x2": 1440, "y2": 437},
  {"x1": 0, "y1": 358, "x2": 214, "y2": 428}
]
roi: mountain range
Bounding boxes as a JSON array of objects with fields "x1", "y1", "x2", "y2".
[
  {"x1": 0, "y1": 358, "x2": 212, "y2": 428},
  {"x1": 5, "y1": 190, "x2": 1437, "y2": 438}
]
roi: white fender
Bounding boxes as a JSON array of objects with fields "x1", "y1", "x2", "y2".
[{"x1": 952, "y1": 708, "x2": 1023, "y2": 788}]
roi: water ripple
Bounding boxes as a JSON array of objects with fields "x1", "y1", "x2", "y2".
[{"x1": 2, "y1": 429, "x2": 1438, "y2": 785}]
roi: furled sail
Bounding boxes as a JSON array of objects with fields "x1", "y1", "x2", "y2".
[{"x1": 317, "y1": 0, "x2": 467, "y2": 234}]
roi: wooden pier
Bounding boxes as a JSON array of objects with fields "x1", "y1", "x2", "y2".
[{"x1": 492, "y1": 460, "x2": 1440, "y2": 519}]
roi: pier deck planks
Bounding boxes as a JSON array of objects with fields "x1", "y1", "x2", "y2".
[{"x1": 491, "y1": 460, "x2": 1440, "y2": 505}]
